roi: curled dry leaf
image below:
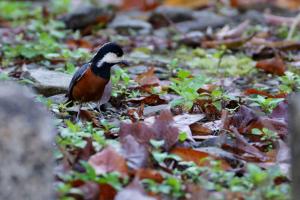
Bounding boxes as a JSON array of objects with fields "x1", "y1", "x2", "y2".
[
  {"x1": 190, "y1": 120, "x2": 222, "y2": 136},
  {"x1": 120, "y1": 110, "x2": 179, "y2": 150},
  {"x1": 171, "y1": 147, "x2": 231, "y2": 170},
  {"x1": 164, "y1": 0, "x2": 209, "y2": 8},
  {"x1": 135, "y1": 67, "x2": 160, "y2": 87},
  {"x1": 197, "y1": 84, "x2": 218, "y2": 94},
  {"x1": 256, "y1": 57, "x2": 286, "y2": 76},
  {"x1": 244, "y1": 88, "x2": 287, "y2": 98},
  {"x1": 145, "y1": 112, "x2": 205, "y2": 142},
  {"x1": 230, "y1": 127, "x2": 268, "y2": 162},
  {"x1": 79, "y1": 110, "x2": 101, "y2": 127},
  {"x1": 121, "y1": 134, "x2": 149, "y2": 170},
  {"x1": 229, "y1": 105, "x2": 288, "y2": 138},
  {"x1": 121, "y1": 0, "x2": 160, "y2": 11},
  {"x1": 88, "y1": 146, "x2": 128, "y2": 177},
  {"x1": 230, "y1": 0, "x2": 300, "y2": 9},
  {"x1": 135, "y1": 168, "x2": 164, "y2": 183},
  {"x1": 127, "y1": 94, "x2": 167, "y2": 106}
]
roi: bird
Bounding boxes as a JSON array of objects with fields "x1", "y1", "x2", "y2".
[{"x1": 66, "y1": 42, "x2": 128, "y2": 120}]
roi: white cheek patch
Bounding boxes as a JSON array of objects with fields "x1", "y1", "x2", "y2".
[{"x1": 97, "y1": 53, "x2": 122, "y2": 68}]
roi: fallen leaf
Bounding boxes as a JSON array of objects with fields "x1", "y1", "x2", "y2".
[
  {"x1": 71, "y1": 181, "x2": 99, "y2": 200},
  {"x1": 197, "y1": 84, "x2": 218, "y2": 94},
  {"x1": 99, "y1": 184, "x2": 117, "y2": 200},
  {"x1": 127, "y1": 94, "x2": 167, "y2": 106},
  {"x1": 229, "y1": 105, "x2": 288, "y2": 138},
  {"x1": 135, "y1": 168, "x2": 163, "y2": 183},
  {"x1": 230, "y1": 0, "x2": 300, "y2": 10},
  {"x1": 88, "y1": 146, "x2": 128, "y2": 177},
  {"x1": 145, "y1": 112, "x2": 205, "y2": 142},
  {"x1": 121, "y1": 0, "x2": 160, "y2": 11},
  {"x1": 270, "y1": 100, "x2": 288, "y2": 122},
  {"x1": 256, "y1": 57, "x2": 286, "y2": 75},
  {"x1": 79, "y1": 110, "x2": 101, "y2": 127},
  {"x1": 190, "y1": 120, "x2": 222, "y2": 135},
  {"x1": 244, "y1": 88, "x2": 287, "y2": 98},
  {"x1": 121, "y1": 134, "x2": 149, "y2": 170},
  {"x1": 119, "y1": 110, "x2": 179, "y2": 150},
  {"x1": 171, "y1": 147, "x2": 231, "y2": 169},
  {"x1": 164, "y1": 0, "x2": 209, "y2": 8},
  {"x1": 220, "y1": 129, "x2": 268, "y2": 162},
  {"x1": 135, "y1": 67, "x2": 160, "y2": 87}
]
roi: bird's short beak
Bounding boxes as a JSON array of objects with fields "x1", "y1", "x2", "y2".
[{"x1": 118, "y1": 60, "x2": 129, "y2": 67}]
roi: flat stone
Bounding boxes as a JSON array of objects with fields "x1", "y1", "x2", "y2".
[
  {"x1": 178, "y1": 31, "x2": 205, "y2": 47},
  {"x1": 176, "y1": 11, "x2": 227, "y2": 33},
  {"x1": 26, "y1": 69, "x2": 72, "y2": 97},
  {"x1": 0, "y1": 82, "x2": 54, "y2": 200},
  {"x1": 143, "y1": 104, "x2": 170, "y2": 117},
  {"x1": 149, "y1": 6, "x2": 194, "y2": 28},
  {"x1": 60, "y1": 6, "x2": 115, "y2": 29},
  {"x1": 109, "y1": 15, "x2": 152, "y2": 35}
]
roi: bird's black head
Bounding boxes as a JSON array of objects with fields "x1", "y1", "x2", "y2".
[{"x1": 90, "y1": 42, "x2": 128, "y2": 79}]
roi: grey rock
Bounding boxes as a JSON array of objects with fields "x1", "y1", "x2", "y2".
[
  {"x1": 240, "y1": 10, "x2": 266, "y2": 25},
  {"x1": 60, "y1": 6, "x2": 115, "y2": 29},
  {"x1": 48, "y1": 94, "x2": 67, "y2": 104},
  {"x1": 177, "y1": 11, "x2": 227, "y2": 33},
  {"x1": 0, "y1": 82, "x2": 54, "y2": 200},
  {"x1": 26, "y1": 68, "x2": 72, "y2": 97},
  {"x1": 143, "y1": 104, "x2": 170, "y2": 117},
  {"x1": 178, "y1": 31, "x2": 205, "y2": 47},
  {"x1": 109, "y1": 15, "x2": 152, "y2": 35},
  {"x1": 149, "y1": 6, "x2": 194, "y2": 28}
]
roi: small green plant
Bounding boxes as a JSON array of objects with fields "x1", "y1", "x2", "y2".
[
  {"x1": 170, "y1": 69, "x2": 212, "y2": 110},
  {"x1": 252, "y1": 128, "x2": 279, "y2": 149},
  {"x1": 111, "y1": 67, "x2": 136, "y2": 97},
  {"x1": 174, "y1": 47, "x2": 255, "y2": 77},
  {"x1": 0, "y1": 2, "x2": 41, "y2": 21},
  {"x1": 249, "y1": 95, "x2": 284, "y2": 113},
  {"x1": 143, "y1": 176, "x2": 185, "y2": 199},
  {"x1": 56, "y1": 121, "x2": 107, "y2": 150},
  {"x1": 279, "y1": 71, "x2": 300, "y2": 93}
]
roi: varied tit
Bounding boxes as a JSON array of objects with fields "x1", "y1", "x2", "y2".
[{"x1": 66, "y1": 42, "x2": 128, "y2": 118}]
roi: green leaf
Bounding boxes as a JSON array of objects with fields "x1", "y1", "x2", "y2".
[
  {"x1": 251, "y1": 128, "x2": 262, "y2": 135},
  {"x1": 179, "y1": 132, "x2": 188, "y2": 142},
  {"x1": 150, "y1": 139, "x2": 165, "y2": 149}
]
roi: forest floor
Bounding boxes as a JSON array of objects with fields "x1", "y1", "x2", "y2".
[{"x1": 1, "y1": 1, "x2": 299, "y2": 199}]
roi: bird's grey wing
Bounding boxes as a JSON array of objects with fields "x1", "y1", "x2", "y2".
[
  {"x1": 98, "y1": 79, "x2": 112, "y2": 106},
  {"x1": 67, "y1": 63, "x2": 90, "y2": 100}
]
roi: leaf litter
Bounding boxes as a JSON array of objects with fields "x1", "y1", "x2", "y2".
[{"x1": 1, "y1": 0, "x2": 298, "y2": 199}]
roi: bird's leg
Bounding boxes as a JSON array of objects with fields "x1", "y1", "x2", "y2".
[
  {"x1": 76, "y1": 104, "x2": 82, "y2": 122},
  {"x1": 97, "y1": 102, "x2": 104, "y2": 119}
]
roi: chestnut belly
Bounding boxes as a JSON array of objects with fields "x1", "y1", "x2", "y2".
[{"x1": 72, "y1": 68, "x2": 109, "y2": 102}]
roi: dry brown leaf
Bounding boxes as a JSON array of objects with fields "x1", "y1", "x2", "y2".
[
  {"x1": 121, "y1": 0, "x2": 160, "y2": 11},
  {"x1": 88, "y1": 146, "x2": 128, "y2": 177},
  {"x1": 135, "y1": 67, "x2": 160, "y2": 87},
  {"x1": 256, "y1": 57, "x2": 286, "y2": 76},
  {"x1": 135, "y1": 168, "x2": 164, "y2": 183},
  {"x1": 164, "y1": 0, "x2": 209, "y2": 8},
  {"x1": 171, "y1": 147, "x2": 231, "y2": 169}
]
